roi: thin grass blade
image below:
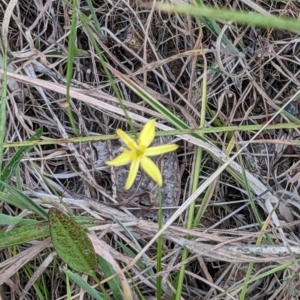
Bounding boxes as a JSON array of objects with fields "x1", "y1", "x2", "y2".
[
  {"x1": 63, "y1": 268, "x2": 105, "y2": 300},
  {"x1": 98, "y1": 255, "x2": 123, "y2": 300},
  {"x1": 0, "y1": 182, "x2": 48, "y2": 219},
  {"x1": 0, "y1": 127, "x2": 43, "y2": 188}
]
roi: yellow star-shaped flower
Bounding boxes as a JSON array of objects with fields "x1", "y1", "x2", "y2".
[{"x1": 106, "y1": 119, "x2": 178, "y2": 190}]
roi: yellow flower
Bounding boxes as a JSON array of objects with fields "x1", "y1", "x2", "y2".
[{"x1": 106, "y1": 119, "x2": 178, "y2": 190}]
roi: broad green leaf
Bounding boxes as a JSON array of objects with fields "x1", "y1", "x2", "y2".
[
  {"x1": 48, "y1": 208, "x2": 97, "y2": 275},
  {"x1": 63, "y1": 268, "x2": 105, "y2": 300},
  {"x1": 0, "y1": 127, "x2": 43, "y2": 187}
]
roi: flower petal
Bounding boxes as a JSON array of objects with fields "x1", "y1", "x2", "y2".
[
  {"x1": 138, "y1": 119, "x2": 155, "y2": 147},
  {"x1": 125, "y1": 159, "x2": 140, "y2": 190},
  {"x1": 106, "y1": 151, "x2": 131, "y2": 166},
  {"x1": 140, "y1": 157, "x2": 162, "y2": 186},
  {"x1": 145, "y1": 144, "x2": 178, "y2": 156},
  {"x1": 116, "y1": 129, "x2": 137, "y2": 150}
]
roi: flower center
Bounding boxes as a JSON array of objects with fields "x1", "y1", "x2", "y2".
[
  {"x1": 127, "y1": 142, "x2": 147, "y2": 160},
  {"x1": 136, "y1": 145, "x2": 146, "y2": 157},
  {"x1": 129, "y1": 144, "x2": 146, "y2": 160}
]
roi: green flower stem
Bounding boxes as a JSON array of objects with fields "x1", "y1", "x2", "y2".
[{"x1": 156, "y1": 187, "x2": 163, "y2": 300}]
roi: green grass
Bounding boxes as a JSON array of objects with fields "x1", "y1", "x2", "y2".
[{"x1": 1, "y1": 0, "x2": 300, "y2": 298}]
